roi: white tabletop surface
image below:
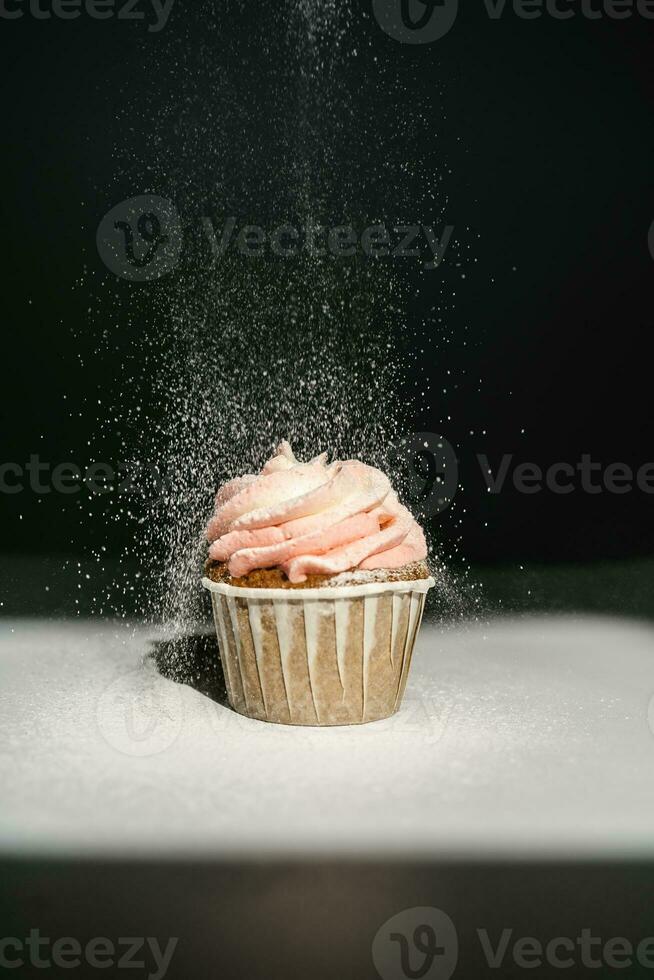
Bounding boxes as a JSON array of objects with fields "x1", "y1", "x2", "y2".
[{"x1": 1, "y1": 614, "x2": 653, "y2": 861}]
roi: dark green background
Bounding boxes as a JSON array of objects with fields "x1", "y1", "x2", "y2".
[{"x1": 0, "y1": 1, "x2": 652, "y2": 610}]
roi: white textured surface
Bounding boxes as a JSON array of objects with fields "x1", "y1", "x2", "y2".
[{"x1": 1, "y1": 615, "x2": 654, "y2": 860}]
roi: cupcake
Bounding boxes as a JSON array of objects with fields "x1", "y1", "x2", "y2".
[{"x1": 202, "y1": 441, "x2": 434, "y2": 726}]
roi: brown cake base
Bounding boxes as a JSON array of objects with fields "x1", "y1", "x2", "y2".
[{"x1": 203, "y1": 558, "x2": 431, "y2": 590}]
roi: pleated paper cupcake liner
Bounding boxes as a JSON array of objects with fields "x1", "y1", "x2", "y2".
[{"x1": 202, "y1": 577, "x2": 434, "y2": 726}]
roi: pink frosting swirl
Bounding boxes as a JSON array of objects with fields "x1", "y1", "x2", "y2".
[{"x1": 206, "y1": 441, "x2": 427, "y2": 583}]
